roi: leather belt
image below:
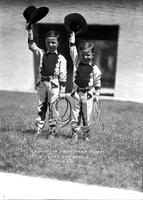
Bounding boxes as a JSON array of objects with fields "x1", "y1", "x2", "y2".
[
  {"x1": 41, "y1": 75, "x2": 58, "y2": 82},
  {"x1": 77, "y1": 87, "x2": 90, "y2": 93}
]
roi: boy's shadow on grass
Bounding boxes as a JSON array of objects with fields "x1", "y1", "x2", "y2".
[
  {"x1": 22, "y1": 129, "x2": 72, "y2": 140},
  {"x1": 54, "y1": 132, "x2": 72, "y2": 139},
  {"x1": 22, "y1": 129, "x2": 36, "y2": 135}
]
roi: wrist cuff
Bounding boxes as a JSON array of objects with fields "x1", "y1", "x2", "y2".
[
  {"x1": 28, "y1": 38, "x2": 34, "y2": 42},
  {"x1": 95, "y1": 86, "x2": 101, "y2": 90},
  {"x1": 60, "y1": 85, "x2": 66, "y2": 93},
  {"x1": 70, "y1": 43, "x2": 75, "y2": 47},
  {"x1": 60, "y1": 82, "x2": 66, "y2": 87}
]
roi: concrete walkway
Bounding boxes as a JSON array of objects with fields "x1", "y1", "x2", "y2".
[{"x1": 0, "y1": 172, "x2": 142, "y2": 199}]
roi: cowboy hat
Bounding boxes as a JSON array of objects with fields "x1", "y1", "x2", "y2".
[
  {"x1": 64, "y1": 13, "x2": 88, "y2": 35},
  {"x1": 23, "y1": 5, "x2": 36, "y2": 22},
  {"x1": 23, "y1": 6, "x2": 49, "y2": 27}
]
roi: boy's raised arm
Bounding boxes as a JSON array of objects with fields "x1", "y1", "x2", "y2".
[
  {"x1": 25, "y1": 23, "x2": 41, "y2": 54},
  {"x1": 69, "y1": 32, "x2": 78, "y2": 66}
]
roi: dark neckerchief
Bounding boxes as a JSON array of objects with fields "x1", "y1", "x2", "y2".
[
  {"x1": 75, "y1": 63, "x2": 93, "y2": 88},
  {"x1": 41, "y1": 52, "x2": 59, "y2": 76}
]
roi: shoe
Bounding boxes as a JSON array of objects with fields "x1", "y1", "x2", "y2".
[
  {"x1": 35, "y1": 119, "x2": 45, "y2": 129},
  {"x1": 35, "y1": 127, "x2": 42, "y2": 137},
  {"x1": 84, "y1": 136, "x2": 90, "y2": 142},
  {"x1": 49, "y1": 129, "x2": 55, "y2": 135},
  {"x1": 48, "y1": 118, "x2": 56, "y2": 127},
  {"x1": 49, "y1": 126, "x2": 56, "y2": 137},
  {"x1": 73, "y1": 133, "x2": 78, "y2": 141},
  {"x1": 72, "y1": 132, "x2": 79, "y2": 141},
  {"x1": 35, "y1": 122, "x2": 45, "y2": 137},
  {"x1": 82, "y1": 133, "x2": 90, "y2": 142},
  {"x1": 35, "y1": 118, "x2": 45, "y2": 137}
]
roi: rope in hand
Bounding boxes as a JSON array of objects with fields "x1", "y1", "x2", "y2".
[
  {"x1": 51, "y1": 96, "x2": 104, "y2": 130},
  {"x1": 51, "y1": 96, "x2": 72, "y2": 127},
  {"x1": 92, "y1": 99, "x2": 105, "y2": 131}
]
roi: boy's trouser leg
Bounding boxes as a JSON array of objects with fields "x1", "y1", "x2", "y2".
[
  {"x1": 36, "y1": 80, "x2": 60, "y2": 134},
  {"x1": 81, "y1": 90, "x2": 94, "y2": 137},
  {"x1": 48, "y1": 104, "x2": 57, "y2": 134},
  {"x1": 36, "y1": 82, "x2": 48, "y2": 131},
  {"x1": 48, "y1": 81, "x2": 60, "y2": 133},
  {"x1": 70, "y1": 93, "x2": 81, "y2": 136}
]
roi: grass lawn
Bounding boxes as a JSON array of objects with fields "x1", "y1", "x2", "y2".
[{"x1": 0, "y1": 90, "x2": 142, "y2": 192}]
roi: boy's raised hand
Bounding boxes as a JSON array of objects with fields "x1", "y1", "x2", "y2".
[
  {"x1": 59, "y1": 92, "x2": 65, "y2": 98},
  {"x1": 25, "y1": 22, "x2": 32, "y2": 31},
  {"x1": 93, "y1": 95, "x2": 99, "y2": 103},
  {"x1": 69, "y1": 31, "x2": 75, "y2": 44}
]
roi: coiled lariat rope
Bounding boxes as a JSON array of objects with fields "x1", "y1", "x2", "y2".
[
  {"x1": 51, "y1": 96, "x2": 72, "y2": 127},
  {"x1": 51, "y1": 96, "x2": 104, "y2": 130},
  {"x1": 92, "y1": 100, "x2": 105, "y2": 131}
]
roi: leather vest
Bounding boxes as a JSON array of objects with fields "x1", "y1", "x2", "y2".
[
  {"x1": 74, "y1": 63, "x2": 93, "y2": 88},
  {"x1": 41, "y1": 53, "x2": 58, "y2": 76}
]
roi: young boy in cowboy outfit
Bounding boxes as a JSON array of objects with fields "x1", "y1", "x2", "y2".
[
  {"x1": 26, "y1": 24, "x2": 67, "y2": 136},
  {"x1": 69, "y1": 32, "x2": 101, "y2": 141}
]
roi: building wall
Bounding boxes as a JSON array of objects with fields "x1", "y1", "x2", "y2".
[{"x1": 0, "y1": 0, "x2": 143, "y2": 102}]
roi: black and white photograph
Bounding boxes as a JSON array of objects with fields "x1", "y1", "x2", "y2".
[{"x1": 0, "y1": 0, "x2": 143, "y2": 199}]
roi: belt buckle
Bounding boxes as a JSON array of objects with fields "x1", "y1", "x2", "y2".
[
  {"x1": 41, "y1": 77, "x2": 50, "y2": 82},
  {"x1": 77, "y1": 87, "x2": 85, "y2": 93},
  {"x1": 49, "y1": 75, "x2": 57, "y2": 80}
]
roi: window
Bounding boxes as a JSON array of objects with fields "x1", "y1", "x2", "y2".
[{"x1": 85, "y1": 25, "x2": 119, "y2": 91}]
